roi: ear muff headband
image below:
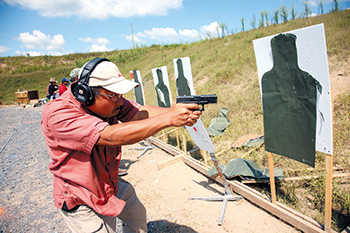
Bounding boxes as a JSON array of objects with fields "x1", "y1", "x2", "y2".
[{"x1": 74, "y1": 57, "x2": 110, "y2": 106}]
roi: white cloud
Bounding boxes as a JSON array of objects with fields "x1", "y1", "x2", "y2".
[
  {"x1": 143, "y1": 27, "x2": 178, "y2": 41},
  {"x1": 200, "y1": 22, "x2": 219, "y2": 35},
  {"x1": 79, "y1": 37, "x2": 110, "y2": 45},
  {"x1": 15, "y1": 50, "x2": 43, "y2": 57},
  {"x1": 48, "y1": 51, "x2": 64, "y2": 56},
  {"x1": 79, "y1": 37, "x2": 111, "y2": 52},
  {"x1": 0, "y1": 45, "x2": 11, "y2": 54},
  {"x1": 16, "y1": 30, "x2": 65, "y2": 51},
  {"x1": 179, "y1": 29, "x2": 199, "y2": 40},
  {"x1": 4, "y1": 0, "x2": 182, "y2": 19},
  {"x1": 89, "y1": 44, "x2": 111, "y2": 52},
  {"x1": 126, "y1": 35, "x2": 142, "y2": 43},
  {"x1": 125, "y1": 21, "x2": 220, "y2": 45},
  {"x1": 15, "y1": 50, "x2": 63, "y2": 56}
]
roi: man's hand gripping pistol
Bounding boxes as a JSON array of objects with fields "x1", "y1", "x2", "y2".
[{"x1": 176, "y1": 94, "x2": 217, "y2": 111}]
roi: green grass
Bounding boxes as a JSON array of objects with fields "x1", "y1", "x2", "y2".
[{"x1": 0, "y1": 10, "x2": 349, "y2": 231}]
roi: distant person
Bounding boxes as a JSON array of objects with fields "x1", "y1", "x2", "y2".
[
  {"x1": 47, "y1": 78, "x2": 59, "y2": 100},
  {"x1": 58, "y1": 77, "x2": 69, "y2": 96},
  {"x1": 69, "y1": 68, "x2": 81, "y2": 83}
]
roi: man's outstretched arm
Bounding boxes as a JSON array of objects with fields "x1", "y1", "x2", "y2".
[{"x1": 97, "y1": 103, "x2": 201, "y2": 146}]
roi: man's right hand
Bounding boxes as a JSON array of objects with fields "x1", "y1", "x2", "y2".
[{"x1": 168, "y1": 103, "x2": 201, "y2": 127}]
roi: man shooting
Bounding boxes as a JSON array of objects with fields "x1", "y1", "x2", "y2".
[{"x1": 41, "y1": 57, "x2": 201, "y2": 232}]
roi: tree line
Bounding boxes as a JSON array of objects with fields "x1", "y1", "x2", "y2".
[{"x1": 213, "y1": 0, "x2": 341, "y2": 38}]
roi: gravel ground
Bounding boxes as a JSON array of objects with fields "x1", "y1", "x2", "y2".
[
  {"x1": 0, "y1": 105, "x2": 194, "y2": 233},
  {"x1": 0, "y1": 105, "x2": 71, "y2": 232}
]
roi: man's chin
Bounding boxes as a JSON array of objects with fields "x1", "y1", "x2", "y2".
[{"x1": 112, "y1": 106, "x2": 122, "y2": 115}]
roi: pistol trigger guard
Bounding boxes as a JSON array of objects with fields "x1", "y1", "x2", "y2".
[{"x1": 199, "y1": 105, "x2": 204, "y2": 111}]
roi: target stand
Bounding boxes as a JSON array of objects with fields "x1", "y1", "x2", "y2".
[
  {"x1": 189, "y1": 152, "x2": 243, "y2": 225},
  {"x1": 129, "y1": 138, "x2": 155, "y2": 158}
]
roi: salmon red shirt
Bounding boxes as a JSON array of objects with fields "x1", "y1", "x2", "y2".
[{"x1": 41, "y1": 87, "x2": 140, "y2": 216}]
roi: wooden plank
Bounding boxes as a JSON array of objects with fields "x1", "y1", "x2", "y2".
[
  {"x1": 148, "y1": 137, "x2": 180, "y2": 156},
  {"x1": 157, "y1": 156, "x2": 183, "y2": 171},
  {"x1": 155, "y1": 128, "x2": 178, "y2": 139},
  {"x1": 285, "y1": 173, "x2": 349, "y2": 181}
]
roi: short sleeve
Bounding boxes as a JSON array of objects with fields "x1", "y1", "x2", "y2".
[
  {"x1": 116, "y1": 98, "x2": 141, "y2": 122},
  {"x1": 42, "y1": 104, "x2": 108, "y2": 154}
]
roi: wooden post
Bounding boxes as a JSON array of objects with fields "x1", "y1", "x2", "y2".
[
  {"x1": 182, "y1": 127, "x2": 187, "y2": 154},
  {"x1": 162, "y1": 130, "x2": 167, "y2": 144},
  {"x1": 267, "y1": 152, "x2": 277, "y2": 204},
  {"x1": 325, "y1": 154, "x2": 333, "y2": 232},
  {"x1": 325, "y1": 87, "x2": 334, "y2": 232},
  {"x1": 175, "y1": 128, "x2": 181, "y2": 152},
  {"x1": 201, "y1": 150, "x2": 209, "y2": 166}
]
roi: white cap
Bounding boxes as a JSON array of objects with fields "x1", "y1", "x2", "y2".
[{"x1": 82, "y1": 60, "x2": 139, "y2": 94}]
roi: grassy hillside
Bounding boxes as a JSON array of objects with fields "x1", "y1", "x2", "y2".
[{"x1": 0, "y1": 10, "x2": 349, "y2": 231}]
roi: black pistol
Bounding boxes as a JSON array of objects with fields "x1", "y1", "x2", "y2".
[{"x1": 176, "y1": 94, "x2": 217, "y2": 111}]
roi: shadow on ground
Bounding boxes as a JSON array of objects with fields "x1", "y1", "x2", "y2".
[{"x1": 147, "y1": 220, "x2": 198, "y2": 233}]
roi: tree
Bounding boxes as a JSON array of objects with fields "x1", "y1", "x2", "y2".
[
  {"x1": 259, "y1": 11, "x2": 266, "y2": 28},
  {"x1": 303, "y1": 0, "x2": 311, "y2": 18},
  {"x1": 318, "y1": 1, "x2": 324, "y2": 15},
  {"x1": 333, "y1": 0, "x2": 339, "y2": 12},
  {"x1": 291, "y1": 2, "x2": 297, "y2": 20},
  {"x1": 250, "y1": 14, "x2": 256, "y2": 29},
  {"x1": 273, "y1": 9, "x2": 279, "y2": 25},
  {"x1": 265, "y1": 11, "x2": 269, "y2": 27},
  {"x1": 241, "y1": 18, "x2": 245, "y2": 32},
  {"x1": 219, "y1": 23, "x2": 227, "y2": 37},
  {"x1": 269, "y1": 12, "x2": 274, "y2": 25},
  {"x1": 280, "y1": 5, "x2": 288, "y2": 23}
]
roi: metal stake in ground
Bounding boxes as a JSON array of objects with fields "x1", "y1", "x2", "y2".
[
  {"x1": 189, "y1": 152, "x2": 243, "y2": 225},
  {"x1": 129, "y1": 138, "x2": 155, "y2": 158}
]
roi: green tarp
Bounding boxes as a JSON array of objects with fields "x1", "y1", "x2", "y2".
[
  {"x1": 206, "y1": 108, "x2": 231, "y2": 137},
  {"x1": 207, "y1": 158, "x2": 284, "y2": 181}
]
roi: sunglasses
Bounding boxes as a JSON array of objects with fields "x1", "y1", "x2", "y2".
[{"x1": 93, "y1": 91, "x2": 123, "y2": 102}]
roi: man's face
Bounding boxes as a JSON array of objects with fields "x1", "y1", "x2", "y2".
[{"x1": 87, "y1": 88, "x2": 124, "y2": 118}]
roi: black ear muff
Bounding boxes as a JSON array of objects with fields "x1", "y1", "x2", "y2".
[{"x1": 74, "y1": 57, "x2": 110, "y2": 106}]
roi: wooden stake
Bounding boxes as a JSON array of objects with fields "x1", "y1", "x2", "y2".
[
  {"x1": 175, "y1": 128, "x2": 180, "y2": 152},
  {"x1": 267, "y1": 152, "x2": 277, "y2": 204},
  {"x1": 201, "y1": 149, "x2": 209, "y2": 166},
  {"x1": 325, "y1": 87, "x2": 334, "y2": 232},
  {"x1": 182, "y1": 127, "x2": 187, "y2": 154},
  {"x1": 162, "y1": 130, "x2": 167, "y2": 144}
]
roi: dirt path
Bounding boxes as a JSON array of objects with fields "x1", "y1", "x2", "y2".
[{"x1": 121, "y1": 143, "x2": 298, "y2": 233}]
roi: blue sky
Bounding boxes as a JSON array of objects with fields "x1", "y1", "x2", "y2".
[{"x1": 0, "y1": 0, "x2": 349, "y2": 57}]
